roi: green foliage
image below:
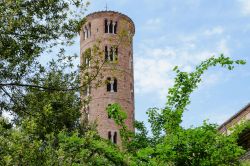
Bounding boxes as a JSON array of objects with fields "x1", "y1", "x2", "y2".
[
  {"x1": 106, "y1": 103, "x2": 127, "y2": 126},
  {"x1": 0, "y1": 0, "x2": 88, "y2": 114},
  {"x1": 136, "y1": 55, "x2": 246, "y2": 165},
  {"x1": 0, "y1": 123, "x2": 133, "y2": 166}
]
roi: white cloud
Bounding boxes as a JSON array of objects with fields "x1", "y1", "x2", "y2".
[
  {"x1": 134, "y1": 37, "x2": 230, "y2": 100},
  {"x1": 145, "y1": 18, "x2": 161, "y2": 25},
  {"x1": 239, "y1": 0, "x2": 250, "y2": 15},
  {"x1": 204, "y1": 26, "x2": 224, "y2": 36},
  {"x1": 142, "y1": 18, "x2": 164, "y2": 30}
]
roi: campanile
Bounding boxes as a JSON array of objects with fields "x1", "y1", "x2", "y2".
[{"x1": 80, "y1": 11, "x2": 135, "y2": 145}]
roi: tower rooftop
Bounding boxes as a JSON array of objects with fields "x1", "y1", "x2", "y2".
[{"x1": 85, "y1": 11, "x2": 135, "y2": 35}]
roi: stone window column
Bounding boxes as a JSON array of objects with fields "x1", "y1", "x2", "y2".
[
  {"x1": 107, "y1": 21, "x2": 110, "y2": 33},
  {"x1": 107, "y1": 46, "x2": 110, "y2": 61},
  {"x1": 85, "y1": 27, "x2": 88, "y2": 39},
  {"x1": 83, "y1": 29, "x2": 86, "y2": 40},
  {"x1": 87, "y1": 85, "x2": 91, "y2": 96},
  {"x1": 110, "y1": 79, "x2": 114, "y2": 92}
]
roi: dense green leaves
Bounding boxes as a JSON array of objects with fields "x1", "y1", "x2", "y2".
[{"x1": 0, "y1": 0, "x2": 88, "y2": 115}]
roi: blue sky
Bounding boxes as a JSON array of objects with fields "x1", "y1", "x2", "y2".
[{"x1": 84, "y1": 0, "x2": 250, "y2": 128}]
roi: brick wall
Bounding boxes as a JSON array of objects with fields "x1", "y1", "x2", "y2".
[{"x1": 80, "y1": 11, "x2": 135, "y2": 145}]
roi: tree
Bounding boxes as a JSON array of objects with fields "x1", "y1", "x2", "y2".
[
  {"x1": 108, "y1": 55, "x2": 246, "y2": 165},
  {"x1": 0, "y1": 0, "x2": 90, "y2": 115},
  {"x1": 132, "y1": 55, "x2": 246, "y2": 165}
]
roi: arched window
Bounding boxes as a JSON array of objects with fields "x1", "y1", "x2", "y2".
[
  {"x1": 106, "y1": 77, "x2": 117, "y2": 92},
  {"x1": 113, "y1": 132, "x2": 117, "y2": 144},
  {"x1": 109, "y1": 20, "x2": 113, "y2": 34},
  {"x1": 114, "y1": 21, "x2": 117, "y2": 34},
  {"x1": 83, "y1": 23, "x2": 91, "y2": 40},
  {"x1": 110, "y1": 47, "x2": 114, "y2": 61},
  {"x1": 105, "y1": 19, "x2": 108, "y2": 33},
  {"x1": 107, "y1": 77, "x2": 111, "y2": 92},
  {"x1": 104, "y1": 19, "x2": 117, "y2": 34},
  {"x1": 107, "y1": 104, "x2": 111, "y2": 119},
  {"x1": 108, "y1": 131, "x2": 112, "y2": 141},
  {"x1": 105, "y1": 46, "x2": 109, "y2": 61},
  {"x1": 113, "y1": 78, "x2": 117, "y2": 92},
  {"x1": 83, "y1": 48, "x2": 91, "y2": 67},
  {"x1": 88, "y1": 23, "x2": 91, "y2": 37},
  {"x1": 104, "y1": 46, "x2": 118, "y2": 62},
  {"x1": 115, "y1": 47, "x2": 118, "y2": 61}
]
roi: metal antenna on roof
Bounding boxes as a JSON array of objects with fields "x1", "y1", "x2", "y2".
[{"x1": 105, "y1": 3, "x2": 108, "y2": 11}]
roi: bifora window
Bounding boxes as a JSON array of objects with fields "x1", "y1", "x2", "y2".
[
  {"x1": 104, "y1": 19, "x2": 117, "y2": 34},
  {"x1": 108, "y1": 131, "x2": 117, "y2": 144},
  {"x1": 107, "y1": 77, "x2": 117, "y2": 92},
  {"x1": 83, "y1": 23, "x2": 91, "y2": 40}
]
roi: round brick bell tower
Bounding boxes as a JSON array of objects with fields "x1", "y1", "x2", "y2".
[{"x1": 80, "y1": 11, "x2": 135, "y2": 145}]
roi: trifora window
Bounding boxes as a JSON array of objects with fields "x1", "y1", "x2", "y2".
[
  {"x1": 83, "y1": 23, "x2": 91, "y2": 40},
  {"x1": 104, "y1": 19, "x2": 117, "y2": 34},
  {"x1": 105, "y1": 46, "x2": 118, "y2": 62}
]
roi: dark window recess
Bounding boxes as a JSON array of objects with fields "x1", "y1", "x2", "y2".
[
  {"x1": 108, "y1": 131, "x2": 112, "y2": 141},
  {"x1": 89, "y1": 23, "x2": 91, "y2": 37},
  {"x1": 107, "y1": 77, "x2": 111, "y2": 92},
  {"x1": 114, "y1": 21, "x2": 117, "y2": 34},
  {"x1": 113, "y1": 78, "x2": 117, "y2": 92},
  {"x1": 105, "y1": 19, "x2": 108, "y2": 33},
  {"x1": 113, "y1": 132, "x2": 117, "y2": 144},
  {"x1": 115, "y1": 48, "x2": 118, "y2": 61},
  {"x1": 104, "y1": 46, "x2": 118, "y2": 62},
  {"x1": 86, "y1": 27, "x2": 88, "y2": 38},
  {"x1": 105, "y1": 46, "x2": 109, "y2": 61},
  {"x1": 108, "y1": 104, "x2": 111, "y2": 119},
  {"x1": 110, "y1": 47, "x2": 114, "y2": 61},
  {"x1": 109, "y1": 20, "x2": 113, "y2": 34}
]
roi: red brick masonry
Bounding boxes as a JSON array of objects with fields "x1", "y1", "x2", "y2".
[{"x1": 80, "y1": 11, "x2": 135, "y2": 145}]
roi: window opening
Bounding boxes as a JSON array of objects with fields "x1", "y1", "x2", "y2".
[
  {"x1": 113, "y1": 132, "x2": 117, "y2": 144},
  {"x1": 108, "y1": 131, "x2": 112, "y2": 141}
]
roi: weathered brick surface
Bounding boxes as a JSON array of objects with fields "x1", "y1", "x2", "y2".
[{"x1": 80, "y1": 11, "x2": 135, "y2": 145}]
